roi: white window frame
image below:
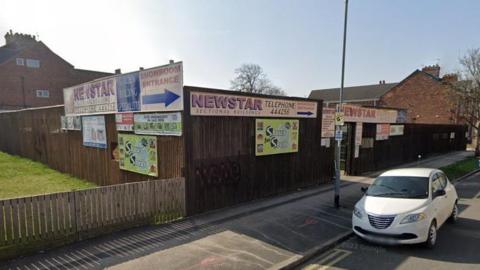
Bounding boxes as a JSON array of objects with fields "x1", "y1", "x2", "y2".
[
  {"x1": 16, "y1": 58, "x2": 25, "y2": 66},
  {"x1": 26, "y1": 59, "x2": 40, "y2": 68}
]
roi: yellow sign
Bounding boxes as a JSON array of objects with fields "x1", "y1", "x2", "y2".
[
  {"x1": 335, "y1": 112, "x2": 345, "y2": 126},
  {"x1": 255, "y1": 119, "x2": 299, "y2": 156},
  {"x1": 118, "y1": 134, "x2": 158, "y2": 176}
]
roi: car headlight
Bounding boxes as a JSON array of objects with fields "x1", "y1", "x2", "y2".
[
  {"x1": 353, "y1": 207, "x2": 363, "y2": 219},
  {"x1": 400, "y1": 213, "x2": 426, "y2": 224}
]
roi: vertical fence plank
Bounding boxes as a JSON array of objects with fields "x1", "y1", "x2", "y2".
[
  {"x1": 37, "y1": 195, "x2": 46, "y2": 240},
  {"x1": 51, "y1": 194, "x2": 58, "y2": 238},
  {"x1": 32, "y1": 196, "x2": 40, "y2": 241},
  {"x1": 25, "y1": 197, "x2": 34, "y2": 242},
  {"x1": 11, "y1": 199, "x2": 20, "y2": 243},
  {"x1": 18, "y1": 198, "x2": 27, "y2": 243},
  {"x1": 0, "y1": 201, "x2": 5, "y2": 245},
  {"x1": 44, "y1": 195, "x2": 52, "y2": 240},
  {"x1": 3, "y1": 200, "x2": 12, "y2": 244},
  {"x1": 68, "y1": 192, "x2": 75, "y2": 235},
  {"x1": 57, "y1": 193, "x2": 65, "y2": 236}
]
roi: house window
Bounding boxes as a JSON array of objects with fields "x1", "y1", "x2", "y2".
[
  {"x1": 16, "y1": 58, "x2": 24, "y2": 66},
  {"x1": 26, "y1": 59, "x2": 40, "y2": 68},
  {"x1": 36, "y1": 90, "x2": 50, "y2": 98}
]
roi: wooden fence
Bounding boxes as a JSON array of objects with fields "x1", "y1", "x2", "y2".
[
  {"x1": 346, "y1": 123, "x2": 468, "y2": 175},
  {"x1": 183, "y1": 87, "x2": 335, "y2": 214},
  {"x1": 0, "y1": 106, "x2": 184, "y2": 186},
  {"x1": 0, "y1": 177, "x2": 185, "y2": 260}
]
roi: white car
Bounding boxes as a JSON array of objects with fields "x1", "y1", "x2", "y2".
[{"x1": 352, "y1": 168, "x2": 458, "y2": 248}]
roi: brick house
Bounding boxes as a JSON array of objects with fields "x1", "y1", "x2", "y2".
[
  {"x1": 0, "y1": 30, "x2": 112, "y2": 110},
  {"x1": 310, "y1": 65, "x2": 462, "y2": 125},
  {"x1": 379, "y1": 65, "x2": 461, "y2": 125}
]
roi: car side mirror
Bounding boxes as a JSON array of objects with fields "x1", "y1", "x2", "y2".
[
  {"x1": 433, "y1": 189, "x2": 446, "y2": 198},
  {"x1": 361, "y1": 187, "x2": 368, "y2": 193}
]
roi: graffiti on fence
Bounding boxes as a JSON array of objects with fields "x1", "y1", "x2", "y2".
[{"x1": 194, "y1": 159, "x2": 242, "y2": 186}]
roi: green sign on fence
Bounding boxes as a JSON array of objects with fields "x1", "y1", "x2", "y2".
[{"x1": 134, "y1": 112, "x2": 182, "y2": 136}]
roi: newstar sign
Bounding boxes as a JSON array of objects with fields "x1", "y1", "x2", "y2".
[
  {"x1": 190, "y1": 91, "x2": 317, "y2": 118},
  {"x1": 64, "y1": 62, "x2": 183, "y2": 116}
]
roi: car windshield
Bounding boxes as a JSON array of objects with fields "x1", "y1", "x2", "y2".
[{"x1": 366, "y1": 176, "x2": 429, "y2": 199}]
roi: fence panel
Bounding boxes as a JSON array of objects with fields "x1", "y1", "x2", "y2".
[{"x1": 0, "y1": 178, "x2": 185, "y2": 260}]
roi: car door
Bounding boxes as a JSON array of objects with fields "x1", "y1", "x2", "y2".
[
  {"x1": 430, "y1": 173, "x2": 448, "y2": 225},
  {"x1": 438, "y1": 173, "x2": 456, "y2": 217},
  {"x1": 432, "y1": 173, "x2": 450, "y2": 225}
]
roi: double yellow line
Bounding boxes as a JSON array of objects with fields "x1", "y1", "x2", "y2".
[{"x1": 303, "y1": 249, "x2": 352, "y2": 270}]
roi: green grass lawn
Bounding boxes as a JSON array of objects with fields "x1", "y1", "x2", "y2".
[
  {"x1": 0, "y1": 151, "x2": 96, "y2": 199},
  {"x1": 440, "y1": 157, "x2": 478, "y2": 181}
]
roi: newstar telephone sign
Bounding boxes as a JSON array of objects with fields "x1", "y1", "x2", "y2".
[{"x1": 190, "y1": 91, "x2": 317, "y2": 118}]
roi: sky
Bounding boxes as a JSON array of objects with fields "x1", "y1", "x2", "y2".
[{"x1": 1, "y1": 0, "x2": 479, "y2": 97}]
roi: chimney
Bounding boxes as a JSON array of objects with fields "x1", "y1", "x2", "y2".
[
  {"x1": 442, "y1": 73, "x2": 458, "y2": 83},
  {"x1": 4, "y1": 30, "x2": 37, "y2": 48},
  {"x1": 422, "y1": 64, "x2": 440, "y2": 78},
  {"x1": 115, "y1": 69, "x2": 121, "y2": 74},
  {"x1": 169, "y1": 59, "x2": 174, "y2": 64},
  {"x1": 139, "y1": 67, "x2": 144, "y2": 71}
]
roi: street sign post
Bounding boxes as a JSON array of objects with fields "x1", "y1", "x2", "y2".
[
  {"x1": 335, "y1": 129, "x2": 343, "y2": 141},
  {"x1": 334, "y1": 0, "x2": 349, "y2": 209}
]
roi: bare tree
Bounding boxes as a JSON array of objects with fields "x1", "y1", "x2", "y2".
[
  {"x1": 453, "y1": 48, "x2": 480, "y2": 154},
  {"x1": 230, "y1": 64, "x2": 286, "y2": 96}
]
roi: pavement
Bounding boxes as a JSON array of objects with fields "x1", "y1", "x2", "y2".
[
  {"x1": 299, "y1": 170, "x2": 480, "y2": 270},
  {"x1": 0, "y1": 150, "x2": 475, "y2": 270}
]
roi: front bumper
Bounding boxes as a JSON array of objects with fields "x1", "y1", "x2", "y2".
[{"x1": 352, "y1": 214, "x2": 429, "y2": 245}]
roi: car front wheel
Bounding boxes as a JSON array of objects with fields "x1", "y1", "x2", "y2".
[{"x1": 425, "y1": 221, "x2": 437, "y2": 248}]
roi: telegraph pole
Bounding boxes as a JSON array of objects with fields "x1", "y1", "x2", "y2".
[{"x1": 334, "y1": 0, "x2": 349, "y2": 208}]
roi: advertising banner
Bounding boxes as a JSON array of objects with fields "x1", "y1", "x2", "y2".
[
  {"x1": 355, "y1": 122, "x2": 363, "y2": 146},
  {"x1": 82, "y1": 115, "x2": 107, "y2": 148},
  {"x1": 191, "y1": 91, "x2": 317, "y2": 118},
  {"x1": 376, "y1": 123, "x2": 390, "y2": 141},
  {"x1": 116, "y1": 113, "x2": 134, "y2": 131},
  {"x1": 64, "y1": 77, "x2": 117, "y2": 116},
  {"x1": 134, "y1": 112, "x2": 182, "y2": 136},
  {"x1": 116, "y1": 72, "x2": 141, "y2": 112},
  {"x1": 118, "y1": 134, "x2": 158, "y2": 176},
  {"x1": 342, "y1": 104, "x2": 397, "y2": 123},
  {"x1": 60, "y1": 116, "x2": 67, "y2": 130},
  {"x1": 321, "y1": 108, "x2": 335, "y2": 138},
  {"x1": 61, "y1": 116, "x2": 81, "y2": 130},
  {"x1": 140, "y1": 62, "x2": 183, "y2": 112},
  {"x1": 390, "y1": 125, "x2": 404, "y2": 136},
  {"x1": 321, "y1": 138, "x2": 331, "y2": 148},
  {"x1": 64, "y1": 62, "x2": 183, "y2": 116},
  {"x1": 255, "y1": 119, "x2": 299, "y2": 156}
]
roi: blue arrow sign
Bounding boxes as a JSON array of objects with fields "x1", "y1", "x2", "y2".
[
  {"x1": 297, "y1": 111, "x2": 314, "y2": 116},
  {"x1": 142, "y1": 89, "x2": 180, "y2": 107}
]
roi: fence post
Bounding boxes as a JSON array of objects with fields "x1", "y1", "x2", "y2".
[
  {"x1": 152, "y1": 180, "x2": 157, "y2": 223},
  {"x1": 73, "y1": 191, "x2": 80, "y2": 241}
]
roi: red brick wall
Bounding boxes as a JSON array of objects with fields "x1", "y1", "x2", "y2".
[
  {"x1": 0, "y1": 42, "x2": 110, "y2": 110},
  {"x1": 379, "y1": 72, "x2": 457, "y2": 124}
]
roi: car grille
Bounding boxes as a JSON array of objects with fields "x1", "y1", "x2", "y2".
[{"x1": 368, "y1": 214, "x2": 396, "y2": 229}]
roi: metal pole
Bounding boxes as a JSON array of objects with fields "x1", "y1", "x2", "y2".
[{"x1": 335, "y1": 0, "x2": 349, "y2": 208}]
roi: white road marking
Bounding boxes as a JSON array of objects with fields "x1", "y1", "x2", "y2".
[{"x1": 303, "y1": 249, "x2": 352, "y2": 270}]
